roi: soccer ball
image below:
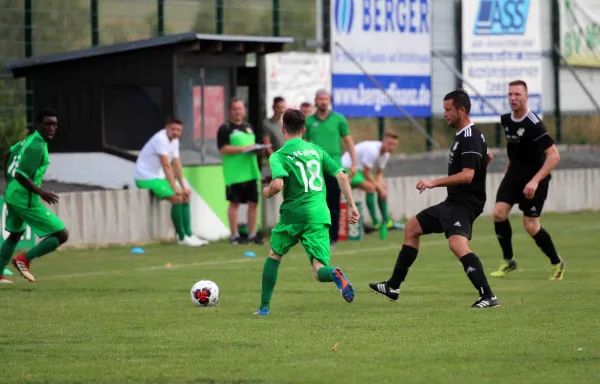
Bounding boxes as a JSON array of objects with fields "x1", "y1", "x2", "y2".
[{"x1": 190, "y1": 280, "x2": 220, "y2": 307}]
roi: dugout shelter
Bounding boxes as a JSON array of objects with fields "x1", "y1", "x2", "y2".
[{"x1": 5, "y1": 32, "x2": 293, "y2": 241}]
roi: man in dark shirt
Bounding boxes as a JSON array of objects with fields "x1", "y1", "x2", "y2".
[
  {"x1": 369, "y1": 89, "x2": 499, "y2": 309},
  {"x1": 216, "y1": 98, "x2": 263, "y2": 245},
  {"x1": 491, "y1": 80, "x2": 564, "y2": 280}
]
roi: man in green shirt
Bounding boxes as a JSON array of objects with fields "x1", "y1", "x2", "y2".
[
  {"x1": 0, "y1": 109, "x2": 69, "y2": 284},
  {"x1": 217, "y1": 98, "x2": 263, "y2": 245},
  {"x1": 304, "y1": 89, "x2": 357, "y2": 248},
  {"x1": 254, "y1": 109, "x2": 360, "y2": 316}
]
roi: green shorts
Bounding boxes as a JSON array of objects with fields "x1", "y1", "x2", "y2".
[
  {"x1": 346, "y1": 169, "x2": 365, "y2": 188},
  {"x1": 5, "y1": 202, "x2": 65, "y2": 237},
  {"x1": 135, "y1": 178, "x2": 175, "y2": 199},
  {"x1": 270, "y1": 223, "x2": 331, "y2": 266}
]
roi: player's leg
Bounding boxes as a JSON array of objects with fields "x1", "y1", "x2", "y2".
[
  {"x1": 179, "y1": 192, "x2": 208, "y2": 246},
  {"x1": 11, "y1": 205, "x2": 69, "y2": 282},
  {"x1": 226, "y1": 183, "x2": 243, "y2": 244},
  {"x1": 369, "y1": 203, "x2": 444, "y2": 301},
  {"x1": 324, "y1": 175, "x2": 341, "y2": 248},
  {"x1": 0, "y1": 205, "x2": 26, "y2": 284},
  {"x1": 302, "y1": 224, "x2": 354, "y2": 303},
  {"x1": 254, "y1": 223, "x2": 299, "y2": 315},
  {"x1": 445, "y1": 205, "x2": 499, "y2": 308},
  {"x1": 136, "y1": 179, "x2": 195, "y2": 246},
  {"x1": 244, "y1": 180, "x2": 263, "y2": 245},
  {"x1": 491, "y1": 175, "x2": 520, "y2": 277},
  {"x1": 350, "y1": 170, "x2": 380, "y2": 226},
  {"x1": 520, "y1": 180, "x2": 565, "y2": 279},
  {"x1": 376, "y1": 182, "x2": 392, "y2": 229}
]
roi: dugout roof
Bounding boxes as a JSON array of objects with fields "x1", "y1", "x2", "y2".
[{"x1": 5, "y1": 32, "x2": 293, "y2": 77}]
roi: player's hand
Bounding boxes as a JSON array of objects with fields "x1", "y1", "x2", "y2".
[
  {"x1": 262, "y1": 187, "x2": 271, "y2": 199},
  {"x1": 349, "y1": 165, "x2": 357, "y2": 179},
  {"x1": 523, "y1": 180, "x2": 538, "y2": 200},
  {"x1": 348, "y1": 205, "x2": 360, "y2": 224},
  {"x1": 182, "y1": 188, "x2": 191, "y2": 198},
  {"x1": 41, "y1": 190, "x2": 59, "y2": 205},
  {"x1": 416, "y1": 180, "x2": 435, "y2": 194}
]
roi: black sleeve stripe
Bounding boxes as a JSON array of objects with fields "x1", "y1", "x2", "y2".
[{"x1": 533, "y1": 132, "x2": 549, "y2": 142}]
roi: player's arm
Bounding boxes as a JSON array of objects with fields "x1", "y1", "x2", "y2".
[
  {"x1": 14, "y1": 141, "x2": 58, "y2": 203},
  {"x1": 340, "y1": 118, "x2": 357, "y2": 175},
  {"x1": 159, "y1": 155, "x2": 179, "y2": 194},
  {"x1": 487, "y1": 148, "x2": 494, "y2": 166},
  {"x1": 530, "y1": 123, "x2": 560, "y2": 183},
  {"x1": 263, "y1": 154, "x2": 287, "y2": 198},
  {"x1": 171, "y1": 157, "x2": 188, "y2": 196},
  {"x1": 323, "y1": 151, "x2": 359, "y2": 223},
  {"x1": 417, "y1": 137, "x2": 482, "y2": 192},
  {"x1": 263, "y1": 134, "x2": 274, "y2": 155},
  {"x1": 217, "y1": 124, "x2": 254, "y2": 155}
]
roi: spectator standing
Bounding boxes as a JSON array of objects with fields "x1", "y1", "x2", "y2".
[
  {"x1": 217, "y1": 99, "x2": 264, "y2": 245},
  {"x1": 263, "y1": 96, "x2": 287, "y2": 156},
  {"x1": 304, "y1": 89, "x2": 357, "y2": 248}
]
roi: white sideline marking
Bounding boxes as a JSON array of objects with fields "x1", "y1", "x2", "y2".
[{"x1": 39, "y1": 224, "x2": 600, "y2": 281}]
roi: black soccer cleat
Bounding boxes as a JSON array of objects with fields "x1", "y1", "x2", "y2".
[
  {"x1": 368, "y1": 281, "x2": 399, "y2": 302},
  {"x1": 249, "y1": 235, "x2": 264, "y2": 245},
  {"x1": 471, "y1": 296, "x2": 500, "y2": 309}
]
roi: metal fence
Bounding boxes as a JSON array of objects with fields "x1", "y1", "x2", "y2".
[{"x1": 1, "y1": 0, "x2": 599, "y2": 157}]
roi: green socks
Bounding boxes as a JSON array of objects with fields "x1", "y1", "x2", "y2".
[
  {"x1": 24, "y1": 236, "x2": 60, "y2": 262},
  {"x1": 317, "y1": 266, "x2": 335, "y2": 282},
  {"x1": 378, "y1": 195, "x2": 390, "y2": 224},
  {"x1": 366, "y1": 192, "x2": 379, "y2": 225},
  {"x1": 182, "y1": 202, "x2": 193, "y2": 237},
  {"x1": 0, "y1": 237, "x2": 18, "y2": 273},
  {"x1": 171, "y1": 204, "x2": 185, "y2": 241},
  {"x1": 260, "y1": 257, "x2": 280, "y2": 309}
]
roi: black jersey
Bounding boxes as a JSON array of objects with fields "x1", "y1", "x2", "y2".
[
  {"x1": 500, "y1": 110, "x2": 554, "y2": 180},
  {"x1": 447, "y1": 124, "x2": 488, "y2": 208}
]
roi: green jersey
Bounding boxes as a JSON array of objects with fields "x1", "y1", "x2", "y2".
[
  {"x1": 304, "y1": 112, "x2": 350, "y2": 166},
  {"x1": 217, "y1": 121, "x2": 261, "y2": 186},
  {"x1": 5, "y1": 139, "x2": 25, "y2": 184},
  {"x1": 5, "y1": 131, "x2": 50, "y2": 207},
  {"x1": 269, "y1": 138, "x2": 343, "y2": 224}
]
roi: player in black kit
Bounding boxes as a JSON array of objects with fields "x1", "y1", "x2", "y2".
[
  {"x1": 369, "y1": 90, "x2": 499, "y2": 308},
  {"x1": 490, "y1": 80, "x2": 565, "y2": 280}
]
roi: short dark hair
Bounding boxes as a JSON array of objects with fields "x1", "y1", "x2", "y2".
[
  {"x1": 282, "y1": 109, "x2": 305, "y2": 134},
  {"x1": 35, "y1": 108, "x2": 57, "y2": 125},
  {"x1": 443, "y1": 89, "x2": 471, "y2": 114},
  {"x1": 273, "y1": 96, "x2": 285, "y2": 105},
  {"x1": 165, "y1": 115, "x2": 183, "y2": 125},
  {"x1": 229, "y1": 97, "x2": 244, "y2": 109},
  {"x1": 300, "y1": 102, "x2": 312, "y2": 108},
  {"x1": 384, "y1": 130, "x2": 399, "y2": 140},
  {"x1": 509, "y1": 80, "x2": 528, "y2": 91}
]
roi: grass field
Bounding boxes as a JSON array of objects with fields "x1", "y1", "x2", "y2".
[{"x1": 1, "y1": 211, "x2": 599, "y2": 384}]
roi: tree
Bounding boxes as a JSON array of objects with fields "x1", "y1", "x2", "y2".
[{"x1": 0, "y1": 0, "x2": 89, "y2": 162}]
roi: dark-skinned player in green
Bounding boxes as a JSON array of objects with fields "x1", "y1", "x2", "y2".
[
  {"x1": 0, "y1": 108, "x2": 69, "y2": 284},
  {"x1": 254, "y1": 109, "x2": 360, "y2": 316}
]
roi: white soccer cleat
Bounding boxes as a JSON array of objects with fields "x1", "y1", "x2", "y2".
[
  {"x1": 178, "y1": 236, "x2": 206, "y2": 247},
  {"x1": 0, "y1": 277, "x2": 14, "y2": 285},
  {"x1": 190, "y1": 235, "x2": 209, "y2": 246}
]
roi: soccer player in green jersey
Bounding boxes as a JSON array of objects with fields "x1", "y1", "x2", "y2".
[
  {"x1": 253, "y1": 109, "x2": 360, "y2": 316},
  {"x1": 0, "y1": 109, "x2": 69, "y2": 284}
]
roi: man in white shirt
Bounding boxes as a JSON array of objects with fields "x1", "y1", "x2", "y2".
[
  {"x1": 341, "y1": 131, "x2": 399, "y2": 230},
  {"x1": 135, "y1": 116, "x2": 207, "y2": 247}
]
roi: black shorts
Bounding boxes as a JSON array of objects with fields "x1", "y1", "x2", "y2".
[
  {"x1": 226, "y1": 180, "x2": 258, "y2": 204},
  {"x1": 416, "y1": 200, "x2": 482, "y2": 240},
  {"x1": 495, "y1": 173, "x2": 549, "y2": 217}
]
